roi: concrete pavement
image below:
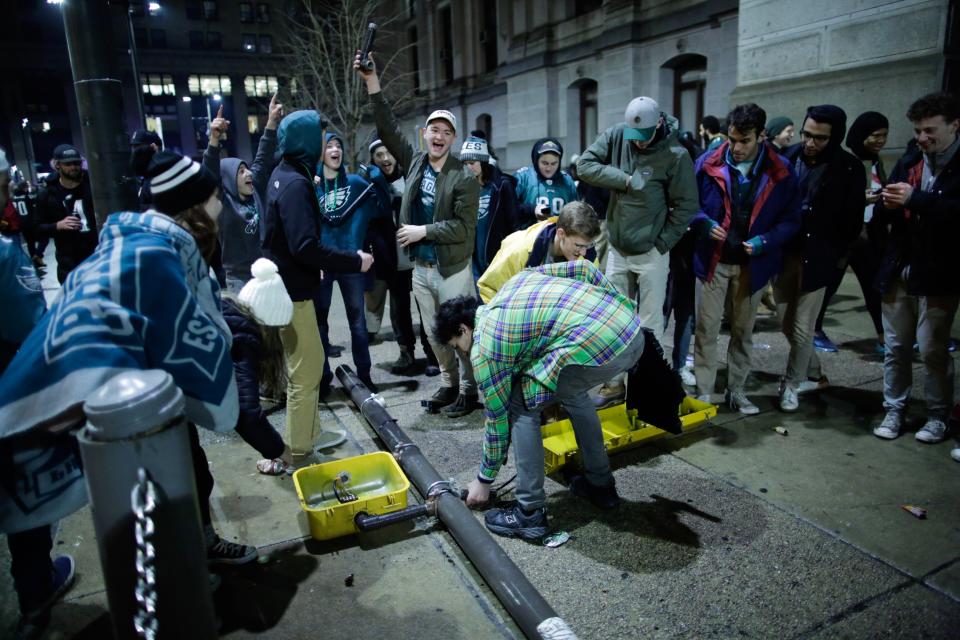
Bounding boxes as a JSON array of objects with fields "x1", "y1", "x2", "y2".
[{"x1": 1, "y1": 262, "x2": 958, "y2": 639}]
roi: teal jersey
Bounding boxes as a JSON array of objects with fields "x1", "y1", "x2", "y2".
[{"x1": 514, "y1": 166, "x2": 579, "y2": 214}]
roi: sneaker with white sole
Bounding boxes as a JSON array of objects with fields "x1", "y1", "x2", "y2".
[
  {"x1": 696, "y1": 393, "x2": 712, "y2": 404},
  {"x1": 951, "y1": 447, "x2": 960, "y2": 462},
  {"x1": 207, "y1": 535, "x2": 258, "y2": 565},
  {"x1": 915, "y1": 418, "x2": 947, "y2": 444},
  {"x1": 593, "y1": 380, "x2": 626, "y2": 409},
  {"x1": 873, "y1": 412, "x2": 903, "y2": 440},
  {"x1": 796, "y1": 376, "x2": 829, "y2": 394},
  {"x1": 779, "y1": 383, "x2": 799, "y2": 412},
  {"x1": 726, "y1": 390, "x2": 760, "y2": 415},
  {"x1": 679, "y1": 366, "x2": 696, "y2": 387}
]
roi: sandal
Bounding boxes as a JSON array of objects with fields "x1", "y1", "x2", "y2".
[{"x1": 256, "y1": 458, "x2": 291, "y2": 476}]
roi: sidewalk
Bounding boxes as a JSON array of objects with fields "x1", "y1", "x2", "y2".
[{"x1": 1, "y1": 260, "x2": 958, "y2": 639}]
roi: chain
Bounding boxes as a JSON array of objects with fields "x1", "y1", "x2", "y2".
[{"x1": 131, "y1": 467, "x2": 159, "y2": 640}]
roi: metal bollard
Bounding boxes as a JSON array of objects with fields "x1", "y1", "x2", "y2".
[{"x1": 78, "y1": 370, "x2": 216, "y2": 640}]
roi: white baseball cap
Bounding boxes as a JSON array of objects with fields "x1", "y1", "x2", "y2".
[
  {"x1": 624, "y1": 97, "x2": 661, "y2": 142},
  {"x1": 426, "y1": 109, "x2": 457, "y2": 134}
]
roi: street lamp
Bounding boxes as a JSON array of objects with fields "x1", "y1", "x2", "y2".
[{"x1": 126, "y1": 5, "x2": 146, "y2": 128}]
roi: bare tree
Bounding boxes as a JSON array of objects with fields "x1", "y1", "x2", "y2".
[{"x1": 281, "y1": 0, "x2": 415, "y2": 169}]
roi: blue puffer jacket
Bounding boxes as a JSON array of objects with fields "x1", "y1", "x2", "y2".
[{"x1": 692, "y1": 141, "x2": 802, "y2": 294}]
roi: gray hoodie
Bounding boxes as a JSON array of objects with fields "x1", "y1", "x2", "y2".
[{"x1": 217, "y1": 129, "x2": 278, "y2": 289}]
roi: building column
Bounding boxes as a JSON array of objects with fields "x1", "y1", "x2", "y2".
[
  {"x1": 230, "y1": 75, "x2": 252, "y2": 161},
  {"x1": 174, "y1": 75, "x2": 198, "y2": 158}
]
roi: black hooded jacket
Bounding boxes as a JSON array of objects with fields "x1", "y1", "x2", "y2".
[
  {"x1": 782, "y1": 105, "x2": 865, "y2": 291},
  {"x1": 35, "y1": 172, "x2": 99, "y2": 281}
]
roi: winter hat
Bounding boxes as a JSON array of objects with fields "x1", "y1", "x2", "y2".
[
  {"x1": 369, "y1": 138, "x2": 385, "y2": 160},
  {"x1": 146, "y1": 150, "x2": 218, "y2": 215},
  {"x1": 238, "y1": 258, "x2": 293, "y2": 326},
  {"x1": 845, "y1": 111, "x2": 889, "y2": 161},
  {"x1": 460, "y1": 136, "x2": 489, "y2": 163},
  {"x1": 0, "y1": 149, "x2": 9, "y2": 174},
  {"x1": 624, "y1": 97, "x2": 661, "y2": 142},
  {"x1": 765, "y1": 116, "x2": 793, "y2": 139},
  {"x1": 426, "y1": 109, "x2": 457, "y2": 133},
  {"x1": 131, "y1": 129, "x2": 163, "y2": 148}
]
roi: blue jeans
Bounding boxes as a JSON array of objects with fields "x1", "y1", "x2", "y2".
[{"x1": 314, "y1": 272, "x2": 371, "y2": 380}]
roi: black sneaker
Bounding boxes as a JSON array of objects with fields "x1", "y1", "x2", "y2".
[
  {"x1": 20, "y1": 555, "x2": 75, "y2": 619},
  {"x1": 443, "y1": 393, "x2": 481, "y2": 418},
  {"x1": 484, "y1": 504, "x2": 549, "y2": 541},
  {"x1": 569, "y1": 474, "x2": 620, "y2": 509},
  {"x1": 358, "y1": 375, "x2": 379, "y2": 393},
  {"x1": 424, "y1": 365, "x2": 441, "y2": 377},
  {"x1": 207, "y1": 535, "x2": 258, "y2": 565},
  {"x1": 430, "y1": 386, "x2": 459, "y2": 407},
  {"x1": 390, "y1": 349, "x2": 416, "y2": 374},
  {"x1": 326, "y1": 344, "x2": 344, "y2": 358}
]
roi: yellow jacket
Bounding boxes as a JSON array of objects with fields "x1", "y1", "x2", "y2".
[{"x1": 478, "y1": 217, "x2": 598, "y2": 302}]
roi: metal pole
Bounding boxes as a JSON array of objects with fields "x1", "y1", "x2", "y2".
[
  {"x1": 78, "y1": 370, "x2": 217, "y2": 640},
  {"x1": 335, "y1": 365, "x2": 578, "y2": 640},
  {"x1": 126, "y1": 6, "x2": 146, "y2": 129},
  {"x1": 61, "y1": 0, "x2": 139, "y2": 229}
]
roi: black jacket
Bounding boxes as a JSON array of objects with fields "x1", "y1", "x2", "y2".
[
  {"x1": 35, "y1": 172, "x2": 99, "y2": 278},
  {"x1": 782, "y1": 144, "x2": 865, "y2": 291},
  {"x1": 874, "y1": 142, "x2": 960, "y2": 296},
  {"x1": 261, "y1": 160, "x2": 361, "y2": 301},
  {"x1": 476, "y1": 168, "x2": 519, "y2": 271}
]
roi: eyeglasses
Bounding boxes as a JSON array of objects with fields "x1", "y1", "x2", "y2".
[
  {"x1": 800, "y1": 130, "x2": 830, "y2": 143},
  {"x1": 573, "y1": 241, "x2": 594, "y2": 252}
]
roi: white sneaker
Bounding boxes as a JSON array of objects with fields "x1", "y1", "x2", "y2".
[
  {"x1": 726, "y1": 390, "x2": 760, "y2": 415},
  {"x1": 695, "y1": 393, "x2": 712, "y2": 404},
  {"x1": 915, "y1": 418, "x2": 947, "y2": 444},
  {"x1": 679, "y1": 366, "x2": 696, "y2": 387},
  {"x1": 779, "y1": 383, "x2": 799, "y2": 412},
  {"x1": 873, "y1": 412, "x2": 903, "y2": 440},
  {"x1": 951, "y1": 447, "x2": 960, "y2": 462},
  {"x1": 796, "y1": 376, "x2": 829, "y2": 395}
]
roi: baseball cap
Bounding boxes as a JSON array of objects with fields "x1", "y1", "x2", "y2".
[
  {"x1": 52, "y1": 144, "x2": 83, "y2": 164},
  {"x1": 131, "y1": 129, "x2": 163, "y2": 148},
  {"x1": 534, "y1": 138, "x2": 562, "y2": 158},
  {"x1": 624, "y1": 97, "x2": 661, "y2": 142},
  {"x1": 426, "y1": 109, "x2": 457, "y2": 134}
]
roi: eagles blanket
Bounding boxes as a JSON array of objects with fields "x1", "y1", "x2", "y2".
[{"x1": 0, "y1": 210, "x2": 238, "y2": 533}]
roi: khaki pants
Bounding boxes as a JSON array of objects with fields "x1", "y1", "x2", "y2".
[
  {"x1": 364, "y1": 278, "x2": 388, "y2": 334},
  {"x1": 412, "y1": 262, "x2": 476, "y2": 394},
  {"x1": 596, "y1": 219, "x2": 610, "y2": 273},
  {"x1": 279, "y1": 300, "x2": 325, "y2": 455},
  {"x1": 774, "y1": 253, "x2": 826, "y2": 387},
  {"x1": 605, "y1": 245, "x2": 670, "y2": 341},
  {"x1": 694, "y1": 262, "x2": 765, "y2": 396}
]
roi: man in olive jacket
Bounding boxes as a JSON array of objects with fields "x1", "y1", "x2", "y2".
[
  {"x1": 578, "y1": 96, "x2": 698, "y2": 407},
  {"x1": 356, "y1": 52, "x2": 481, "y2": 418}
]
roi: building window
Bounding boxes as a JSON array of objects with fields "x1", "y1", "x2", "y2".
[
  {"x1": 244, "y1": 75, "x2": 279, "y2": 97},
  {"x1": 148, "y1": 2, "x2": 161, "y2": 17},
  {"x1": 672, "y1": 56, "x2": 707, "y2": 134},
  {"x1": 242, "y1": 34, "x2": 257, "y2": 53},
  {"x1": 481, "y1": 2, "x2": 498, "y2": 72},
  {"x1": 206, "y1": 31, "x2": 222, "y2": 50},
  {"x1": 188, "y1": 30, "x2": 205, "y2": 49},
  {"x1": 579, "y1": 80, "x2": 598, "y2": 152},
  {"x1": 141, "y1": 74, "x2": 176, "y2": 97},
  {"x1": 248, "y1": 115, "x2": 261, "y2": 135},
  {"x1": 259, "y1": 35, "x2": 273, "y2": 54},
  {"x1": 408, "y1": 26, "x2": 420, "y2": 92},
  {"x1": 475, "y1": 114, "x2": 492, "y2": 143},
  {"x1": 134, "y1": 26, "x2": 149, "y2": 49},
  {"x1": 150, "y1": 29, "x2": 167, "y2": 49},
  {"x1": 130, "y1": 2, "x2": 145, "y2": 17},
  {"x1": 188, "y1": 75, "x2": 232, "y2": 96},
  {"x1": 202, "y1": 1, "x2": 218, "y2": 20},
  {"x1": 575, "y1": 0, "x2": 603, "y2": 16},
  {"x1": 438, "y1": 5, "x2": 453, "y2": 82},
  {"x1": 185, "y1": 0, "x2": 201, "y2": 20},
  {"x1": 256, "y1": 3, "x2": 270, "y2": 23},
  {"x1": 239, "y1": 2, "x2": 253, "y2": 23}
]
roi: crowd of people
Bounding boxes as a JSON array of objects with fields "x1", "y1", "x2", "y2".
[{"x1": 0, "y1": 44, "x2": 957, "y2": 629}]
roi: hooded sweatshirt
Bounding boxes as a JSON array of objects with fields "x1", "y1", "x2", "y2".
[
  {"x1": 846, "y1": 111, "x2": 889, "y2": 223},
  {"x1": 262, "y1": 110, "x2": 362, "y2": 301},
  {"x1": 514, "y1": 137, "x2": 578, "y2": 228},
  {"x1": 218, "y1": 128, "x2": 278, "y2": 288},
  {"x1": 315, "y1": 132, "x2": 385, "y2": 256}
]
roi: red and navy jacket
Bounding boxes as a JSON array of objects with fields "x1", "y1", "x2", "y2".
[{"x1": 692, "y1": 141, "x2": 801, "y2": 294}]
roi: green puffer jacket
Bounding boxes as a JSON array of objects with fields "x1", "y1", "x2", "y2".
[
  {"x1": 577, "y1": 116, "x2": 697, "y2": 256},
  {"x1": 371, "y1": 92, "x2": 479, "y2": 278}
]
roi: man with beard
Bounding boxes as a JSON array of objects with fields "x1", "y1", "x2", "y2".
[
  {"x1": 34, "y1": 145, "x2": 98, "y2": 283},
  {"x1": 775, "y1": 105, "x2": 865, "y2": 412}
]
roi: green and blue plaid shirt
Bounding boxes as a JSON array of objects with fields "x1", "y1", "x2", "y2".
[{"x1": 471, "y1": 260, "x2": 643, "y2": 481}]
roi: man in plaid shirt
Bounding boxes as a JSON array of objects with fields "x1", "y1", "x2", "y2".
[{"x1": 434, "y1": 260, "x2": 648, "y2": 541}]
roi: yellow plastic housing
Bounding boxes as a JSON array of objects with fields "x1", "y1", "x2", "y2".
[
  {"x1": 541, "y1": 397, "x2": 717, "y2": 475},
  {"x1": 293, "y1": 451, "x2": 410, "y2": 541}
]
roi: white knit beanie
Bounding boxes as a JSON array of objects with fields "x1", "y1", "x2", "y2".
[{"x1": 238, "y1": 258, "x2": 293, "y2": 326}]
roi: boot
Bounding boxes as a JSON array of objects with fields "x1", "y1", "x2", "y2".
[{"x1": 390, "y1": 347, "x2": 416, "y2": 374}]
